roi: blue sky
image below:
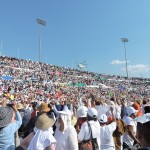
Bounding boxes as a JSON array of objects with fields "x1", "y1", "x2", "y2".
[{"x1": 0, "y1": 0, "x2": 150, "y2": 78}]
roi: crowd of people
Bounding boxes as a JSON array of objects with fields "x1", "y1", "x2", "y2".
[{"x1": 0, "y1": 56, "x2": 150, "y2": 150}]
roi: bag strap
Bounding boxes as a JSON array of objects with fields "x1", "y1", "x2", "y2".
[{"x1": 87, "y1": 122, "x2": 93, "y2": 139}]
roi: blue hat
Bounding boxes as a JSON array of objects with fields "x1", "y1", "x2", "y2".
[{"x1": 0, "y1": 107, "x2": 13, "y2": 128}]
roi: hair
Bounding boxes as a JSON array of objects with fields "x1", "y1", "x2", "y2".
[
  {"x1": 144, "y1": 106, "x2": 150, "y2": 114},
  {"x1": 110, "y1": 97, "x2": 114, "y2": 101},
  {"x1": 95, "y1": 99, "x2": 102, "y2": 105},
  {"x1": 87, "y1": 115, "x2": 97, "y2": 121},
  {"x1": 90, "y1": 94, "x2": 95, "y2": 102},
  {"x1": 99, "y1": 122, "x2": 106, "y2": 125},
  {"x1": 0, "y1": 127, "x2": 4, "y2": 133},
  {"x1": 137, "y1": 121, "x2": 150, "y2": 145},
  {"x1": 143, "y1": 100, "x2": 147, "y2": 105},
  {"x1": 81, "y1": 117, "x2": 87, "y2": 122}
]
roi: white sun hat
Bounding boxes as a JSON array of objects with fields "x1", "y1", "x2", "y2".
[{"x1": 77, "y1": 106, "x2": 88, "y2": 118}]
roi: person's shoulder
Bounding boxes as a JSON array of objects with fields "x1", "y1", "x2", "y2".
[
  {"x1": 138, "y1": 148, "x2": 150, "y2": 150},
  {"x1": 107, "y1": 121, "x2": 116, "y2": 130},
  {"x1": 109, "y1": 121, "x2": 116, "y2": 126},
  {"x1": 81, "y1": 121, "x2": 88, "y2": 127},
  {"x1": 88, "y1": 120, "x2": 96, "y2": 124},
  {"x1": 90, "y1": 120, "x2": 100, "y2": 127},
  {"x1": 123, "y1": 116, "x2": 132, "y2": 122},
  {"x1": 67, "y1": 126, "x2": 77, "y2": 134},
  {"x1": 123, "y1": 116, "x2": 134, "y2": 125}
]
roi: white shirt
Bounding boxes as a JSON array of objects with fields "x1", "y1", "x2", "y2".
[
  {"x1": 100, "y1": 122, "x2": 116, "y2": 150},
  {"x1": 78, "y1": 120, "x2": 101, "y2": 150},
  {"x1": 123, "y1": 116, "x2": 137, "y2": 147},
  {"x1": 54, "y1": 126, "x2": 78, "y2": 150},
  {"x1": 23, "y1": 107, "x2": 32, "y2": 125},
  {"x1": 27, "y1": 127, "x2": 56, "y2": 150}
]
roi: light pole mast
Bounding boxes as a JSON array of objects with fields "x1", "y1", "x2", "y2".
[
  {"x1": 37, "y1": 18, "x2": 46, "y2": 62},
  {"x1": 121, "y1": 38, "x2": 129, "y2": 78},
  {"x1": 18, "y1": 47, "x2": 20, "y2": 59}
]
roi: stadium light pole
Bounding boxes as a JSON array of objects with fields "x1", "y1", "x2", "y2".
[
  {"x1": 37, "y1": 18, "x2": 46, "y2": 62},
  {"x1": 18, "y1": 47, "x2": 20, "y2": 59},
  {"x1": 121, "y1": 38, "x2": 129, "y2": 78}
]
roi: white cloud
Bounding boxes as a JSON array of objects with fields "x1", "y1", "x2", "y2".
[
  {"x1": 121, "y1": 64, "x2": 150, "y2": 73},
  {"x1": 111, "y1": 60, "x2": 130, "y2": 65}
]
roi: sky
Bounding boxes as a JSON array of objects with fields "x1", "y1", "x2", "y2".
[{"x1": 0, "y1": 0, "x2": 150, "y2": 78}]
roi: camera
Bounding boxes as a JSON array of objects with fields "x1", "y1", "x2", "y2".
[{"x1": 7, "y1": 103, "x2": 14, "y2": 107}]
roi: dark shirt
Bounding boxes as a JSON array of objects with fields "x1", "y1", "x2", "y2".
[{"x1": 138, "y1": 148, "x2": 150, "y2": 150}]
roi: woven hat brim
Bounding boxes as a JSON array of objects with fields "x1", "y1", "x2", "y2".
[
  {"x1": 38, "y1": 104, "x2": 50, "y2": 113},
  {"x1": 0, "y1": 107, "x2": 13, "y2": 128},
  {"x1": 35, "y1": 118, "x2": 55, "y2": 130},
  {"x1": 17, "y1": 105, "x2": 24, "y2": 110},
  {"x1": 41, "y1": 108, "x2": 50, "y2": 113}
]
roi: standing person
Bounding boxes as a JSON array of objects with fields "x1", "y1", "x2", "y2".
[
  {"x1": 22, "y1": 102, "x2": 33, "y2": 131},
  {"x1": 132, "y1": 99, "x2": 143, "y2": 117},
  {"x1": 75, "y1": 106, "x2": 88, "y2": 133},
  {"x1": 136, "y1": 113, "x2": 150, "y2": 150},
  {"x1": 24, "y1": 102, "x2": 50, "y2": 137},
  {"x1": 123, "y1": 106, "x2": 139, "y2": 149},
  {"x1": 78, "y1": 108, "x2": 100, "y2": 150},
  {"x1": 98, "y1": 107, "x2": 116, "y2": 150},
  {"x1": 0, "y1": 105, "x2": 22, "y2": 150},
  {"x1": 30, "y1": 102, "x2": 38, "y2": 118},
  {"x1": 113, "y1": 111, "x2": 126, "y2": 150},
  {"x1": 54, "y1": 109, "x2": 78, "y2": 150},
  {"x1": 15, "y1": 103, "x2": 25, "y2": 147},
  {"x1": 20, "y1": 114, "x2": 56, "y2": 150}
]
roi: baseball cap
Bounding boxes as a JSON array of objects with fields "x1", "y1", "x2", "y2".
[
  {"x1": 77, "y1": 106, "x2": 88, "y2": 118},
  {"x1": 98, "y1": 114, "x2": 108, "y2": 124},
  {"x1": 126, "y1": 107, "x2": 138, "y2": 116},
  {"x1": 87, "y1": 108, "x2": 98, "y2": 118}
]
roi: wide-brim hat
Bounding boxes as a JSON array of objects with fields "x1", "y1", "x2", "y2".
[
  {"x1": 35, "y1": 114, "x2": 55, "y2": 130},
  {"x1": 17, "y1": 103, "x2": 24, "y2": 110},
  {"x1": 0, "y1": 107, "x2": 13, "y2": 128},
  {"x1": 38, "y1": 103, "x2": 50, "y2": 113}
]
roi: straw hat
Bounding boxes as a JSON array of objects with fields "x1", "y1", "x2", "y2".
[
  {"x1": 0, "y1": 107, "x2": 13, "y2": 128},
  {"x1": 17, "y1": 103, "x2": 24, "y2": 110},
  {"x1": 38, "y1": 103, "x2": 50, "y2": 113},
  {"x1": 35, "y1": 114, "x2": 55, "y2": 130}
]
